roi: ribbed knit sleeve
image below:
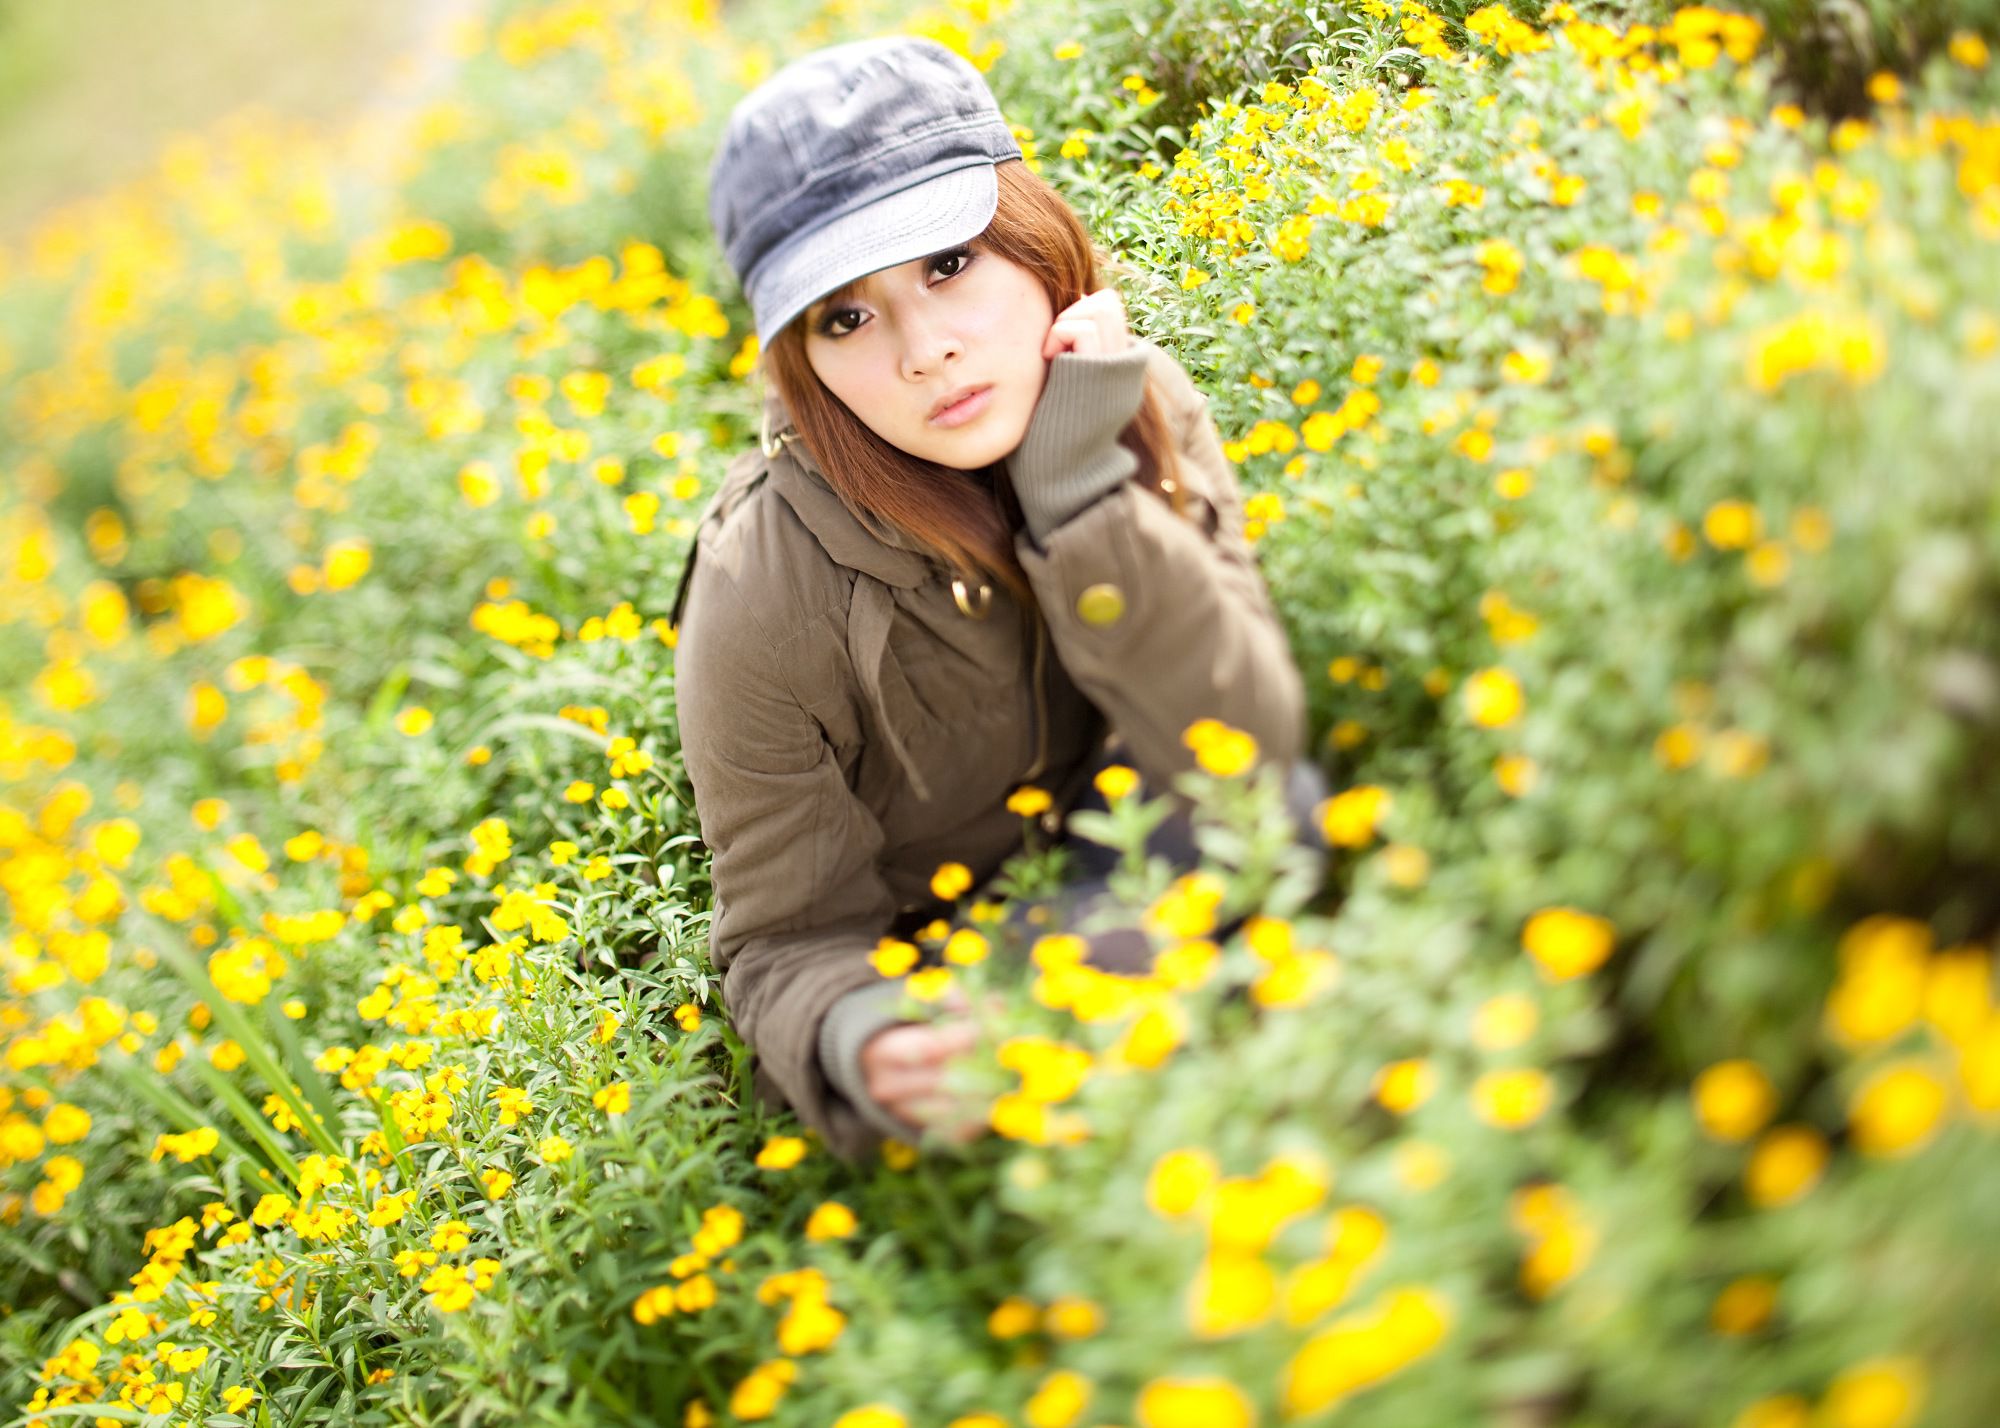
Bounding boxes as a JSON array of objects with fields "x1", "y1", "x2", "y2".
[
  {"x1": 1004, "y1": 345, "x2": 1154, "y2": 545},
  {"x1": 817, "y1": 981, "x2": 922, "y2": 1142}
]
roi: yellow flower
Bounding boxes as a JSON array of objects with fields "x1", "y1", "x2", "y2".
[
  {"x1": 673, "y1": 1003, "x2": 702, "y2": 1032},
  {"x1": 1473, "y1": 1067, "x2": 1554, "y2": 1128},
  {"x1": 1848, "y1": 1061, "x2": 1949, "y2": 1158},
  {"x1": 322, "y1": 538, "x2": 373, "y2": 592},
  {"x1": 632, "y1": 1284, "x2": 679, "y2": 1325},
  {"x1": 1521, "y1": 907, "x2": 1616, "y2": 981},
  {"x1": 869, "y1": 938, "x2": 921, "y2": 977},
  {"x1": 831, "y1": 1409, "x2": 907, "y2": 1428},
  {"x1": 1316, "y1": 785, "x2": 1391, "y2": 848},
  {"x1": 1824, "y1": 914, "x2": 1929, "y2": 1047},
  {"x1": 1146, "y1": 871, "x2": 1227, "y2": 940},
  {"x1": 1135, "y1": 1377, "x2": 1255, "y2": 1428},
  {"x1": 1188, "y1": 1249, "x2": 1277, "y2": 1338},
  {"x1": 1043, "y1": 1296, "x2": 1103, "y2": 1338},
  {"x1": 943, "y1": 929, "x2": 989, "y2": 966},
  {"x1": 1093, "y1": 764, "x2": 1141, "y2": 801},
  {"x1": 1496, "y1": 752, "x2": 1536, "y2": 796},
  {"x1": 42, "y1": 1103, "x2": 91, "y2": 1145},
  {"x1": 1693, "y1": 1060, "x2": 1777, "y2": 1142},
  {"x1": 1453, "y1": 428, "x2": 1494, "y2": 462},
  {"x1": 1280, "y1": 1286, "x2": 1450, "y2": 1416},
  {"x1": 694, "y1": 1204, "x2": 743, "y2": 1256},
  {"x1": 1025, "y1": 1369, "x2": 1092, "y2": 1428},
  {"x1": 755, "y1": 1134, "x2": 808, "y2": 1170},
  {"x1": 930, "y1": 861, "x2": 974, "y2": 900},
  {"x1": 1146, "y1": 1148, "x2": 1219, "y2": 1218},
  {"x1": 592, "y1": 1082, "x2": 631, "y2": 1116},
  {"x1": 538, "y1": 1134, "x2": 574, "y2": 1163},
  {"x1": 805, "y1": 1200, "x2": 858, "y2": 1241},
  {"x1": 1477, "y1": 238, "x2": 1524, "y2": 294},
  {"x1": 999, "y1": 1036, "x2": 1093, "y2": 1104},
  {"x1": 1703, "y1": 500, "x2": 1762, "y2": 549},
  {"x1": 1006, "y1": 785, "x2": 1053, "y2": 817},
  {"x1": 987, "y1": 1295, "x2": 1040, "y2": 1338},
  {"x1": 729, "y1": 1359, "x2": 797, "y2": 1420},
  {"x1": 395, "y1": 706, "x2": 434, "y2": 736},
  {"x1": 906, "y1": 967, "x2": 955, "y2": 1002},
  {"x1": 1252, "y1": 950, "x2": 1339, "y2": 1009},
  {"x1": 1183, "y1": 718, "x2": 1259, "y2": 776},
  {"x1": 1744, "y1": 1124, "x2": 1828, "y2": 1207},
  {"x1": 1462, "y1": 667, "x2": 1523, "y2": 728},
  {"x1": 1821, "y1": 1356, "x2": 1926, "y2": 1428},
  {"x1": 1373, "y1": 1058, "x2": 1435, "y2": 1114},
  {"x1": 1949, "y1": 31, "x2": 1990, "y2": 69},
  {"x1": 776, "y1": 1279, "x2": 846, "y2": 1354},
  {"x1": 1711, "y1": 1275, "x2": 1778, "y2": 1336}
]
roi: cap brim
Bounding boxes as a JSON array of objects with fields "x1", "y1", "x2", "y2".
[{"x1": 747, "y1": 162, "x2": 1000, "y2": 348}]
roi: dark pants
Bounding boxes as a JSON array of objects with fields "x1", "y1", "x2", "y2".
[{"x1": 989, "y1": 738, "x2": 1331, "y2": 973}]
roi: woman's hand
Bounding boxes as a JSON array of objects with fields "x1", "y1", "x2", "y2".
[
  {"x1": 857, "y1": 986, "x2": 999, "y2": 1145},
  {"x1": 1043, "y1": 287, "x2": 1132, "y2": 360}
]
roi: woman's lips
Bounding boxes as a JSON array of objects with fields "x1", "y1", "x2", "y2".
[{"x1": 929, "y1": 386, "x2": 993, "y2": 428}]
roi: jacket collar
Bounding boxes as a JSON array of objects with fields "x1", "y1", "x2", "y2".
[{"x1": 759, "y1": 387, "x2": 937, "y2": 590}]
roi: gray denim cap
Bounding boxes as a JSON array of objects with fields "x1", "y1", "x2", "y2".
[{"x1": 708, "y1": 36, "x2": 1023, "y2": 348}]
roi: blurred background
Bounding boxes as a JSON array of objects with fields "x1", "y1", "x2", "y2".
[{"x1": 0, "y1": 0, "x2": 461, "y2": 243}]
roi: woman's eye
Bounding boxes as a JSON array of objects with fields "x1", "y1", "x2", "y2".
[{"x1": 815, "y1": 250, "x2": 970, "y2": 337}]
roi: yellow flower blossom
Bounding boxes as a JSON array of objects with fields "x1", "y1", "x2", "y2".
[{"x1": 1522, "y1": 907, "x2": 1616, "y2": 981}]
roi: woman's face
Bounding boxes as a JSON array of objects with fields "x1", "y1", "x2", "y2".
[{"x1": 800, "y1": 238, "x2": 1056, "y2": 471}]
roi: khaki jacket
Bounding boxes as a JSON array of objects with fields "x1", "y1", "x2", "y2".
[{"x1": 670, "y1": 338, "x2": 1306, "y2": 1159}]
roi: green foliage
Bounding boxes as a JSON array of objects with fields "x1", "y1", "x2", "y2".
[{"x1": 1, "y1": 1, "x2": 1998, "y2": 1426}]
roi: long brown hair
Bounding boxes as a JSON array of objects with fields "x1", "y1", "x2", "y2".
[{"x1": 760, "y1": 158, "x2": 1185, "y2": 606}]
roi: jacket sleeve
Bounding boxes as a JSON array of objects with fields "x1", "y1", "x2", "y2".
[
  {"x1": 673, "y1": 554, "x2": 916, "y2": 1161},
  {"x1": 1006, "y1": 346, "x2": 1308, "y2": 786}
]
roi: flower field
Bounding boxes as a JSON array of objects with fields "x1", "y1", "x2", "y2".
[{"x1": 2, "y1": 0, "x2": 1998, "y2": 1424}]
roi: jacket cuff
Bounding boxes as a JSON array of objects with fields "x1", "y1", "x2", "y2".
[
  {"x1": 817, "y1": 980, "x2": 920, "y2": 1144},
  {"x1": 1006, "y1": 346, "x2": 1153, "y2": 545}
]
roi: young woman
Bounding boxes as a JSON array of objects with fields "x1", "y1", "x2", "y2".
[{"x1": 673, "y1": 35, "x2": 1327, "y2": 1161}]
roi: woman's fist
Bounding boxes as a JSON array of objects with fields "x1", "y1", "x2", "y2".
[
  {"x1": 856, "y1": 984, "x2": 1002, "y2": 1145},
  {"x1": 859, "y1": 1017, "x2": 986, "y2": 1143},
  {"x1": 1043, "y1": 287, "x2": 1132, "y2": 360}
]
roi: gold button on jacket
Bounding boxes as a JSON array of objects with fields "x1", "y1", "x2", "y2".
[{"x1": 1075, "y1": 582, "x2": 1126, "y2": 627}]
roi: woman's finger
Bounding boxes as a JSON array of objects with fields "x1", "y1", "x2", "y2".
[
  {"x1": 869, "y1": 1066, "x2": 945, "y2": 1106},
  {"x1": 864, "y1": 1023, "x2": 948, "y2": 1071}
]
